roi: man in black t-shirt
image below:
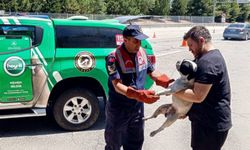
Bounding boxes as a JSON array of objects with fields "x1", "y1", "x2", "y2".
[{"x1": 174, "y1": 26, "x2": 232, "y2": 150}]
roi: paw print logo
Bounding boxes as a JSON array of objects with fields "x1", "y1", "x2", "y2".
[{"x1": 75, "y1": 52, "x2": 95, "y2": 72}]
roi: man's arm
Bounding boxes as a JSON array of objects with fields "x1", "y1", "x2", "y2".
[
  {"x1": 149, "y1": 70, "x2": 162, "y2": 81},
  {"x1": 111, "y1": 79, "x2": 159, "y2": 104},
  {"x1": 173, "y1": 82, "x2": 212, "y2": 103},
  {"x1": 149, "y1": 70, "x2": 174, "y2": 88},
  {"x1": 111, "y1": 79, "x2": 128, "y2": 96}
]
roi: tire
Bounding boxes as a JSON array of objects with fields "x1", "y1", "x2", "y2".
[{"x1": 53, "y1": 88, "x2": 100, "y2": 131}]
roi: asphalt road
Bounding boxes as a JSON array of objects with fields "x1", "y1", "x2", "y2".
[{"x1": 0, "y1": 26, "x2": 249, "y2": 150}]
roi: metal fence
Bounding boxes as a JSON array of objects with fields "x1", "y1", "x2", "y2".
[
  {"x1": 160, "y1": 16, "x2": 214, "y2": 23},
  {"x1": 5, "y1": 12, "x2": 120, "y2": 20},
  {"x1": 3, "y1": 12, "x2": 216, "y2": 23}
]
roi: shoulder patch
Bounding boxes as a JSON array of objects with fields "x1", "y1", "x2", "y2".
[{"x1": 106, "y1": 55, "x2": 117, "y2": 75}]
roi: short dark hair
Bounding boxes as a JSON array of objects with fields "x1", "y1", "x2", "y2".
[{"x1": 183, "y1": 26, "x2": 212, "y2": 43}]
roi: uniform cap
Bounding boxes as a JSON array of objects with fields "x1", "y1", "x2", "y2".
[{"x1": 123, "y1": 24, "x2": 149, "y2": 40}]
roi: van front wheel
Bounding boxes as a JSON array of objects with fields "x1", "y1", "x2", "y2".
[{"x1": 53, "y1": 88, "x2": 100, "y2": 131}]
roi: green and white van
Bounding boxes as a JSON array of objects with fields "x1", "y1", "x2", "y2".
[{"x1": 0, "y1": 16, "x2": 155, "y2": 131}]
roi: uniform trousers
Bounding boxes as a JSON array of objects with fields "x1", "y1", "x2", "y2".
[{"x1": 105, "y1": 102, "x2": 144, "y2": 150}]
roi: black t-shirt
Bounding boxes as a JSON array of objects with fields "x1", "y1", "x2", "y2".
[{"x1": 188, "y1": 49, "x2": 232, "y2": 131}]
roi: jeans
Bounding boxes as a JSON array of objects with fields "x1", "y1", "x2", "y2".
[{"x1": 191, "y1": 122, "x2": 229, "y2": 150}]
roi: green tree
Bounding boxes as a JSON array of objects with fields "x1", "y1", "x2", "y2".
[
  {"x1": 170, "y1": 0, "x2": 188, "y2": 16},
  {"x1": 152, "y1": 0, "x2": 171, "y2": 15},
  {"x1": 88, "y1": 0, "x2": 106, "y2": 14},
  {"x1": 9, "y1": 0, "x2": 18, "y2": 12},
  {"x1": 216, "y1": 2, "x2": 231, "y2": 16},
  {"x1": 137, "y1": 0, "x2": 155, "y2": 15},
  {"x1": 0, "y1": 0, "x2": 6, "y2": 10},
  {"x1": 238, "y1": 3, "x2": 250, "y2": 22},
  {"x1": 214, "y1": 2, "x2": 229, "y2": 22},
  {"x1": 105, "y1": 0, "x2": 138, "y2": 15},
  {"x1": 17, "y1": 0, "x2": 31, "y2": 12},
  {"x1": 187, "y1": 0, "x2": 213, "y2": 16},
  {"x1": 78, "y1": 0, "x2": 90, "y2": 14},
  {"x1": 29, "y1": 0, "x2": 46, "y2": 12},
  {"x1": 126, "y1": 0, "x2": 141, "y2": 15},
  {"x1": 105, "y1": 0, "x2": 118, "y2": 14},
  {"x1": 48, "y1": 0, "x2": 63, "y2": 13},
  {"x1": 229, "y1": 1, "x2": 240, "y2": 22},
  {"x1": 63, "y1": 0, "x2": 80, "y2": 14}
]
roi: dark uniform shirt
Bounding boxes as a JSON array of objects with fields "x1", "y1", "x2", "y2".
[
  {"x1": 188, "y1": 49, "x2": 232, "y2": 131},
  {"x1": 105, "y1": 44, "x2": 154, "y2": 110}
]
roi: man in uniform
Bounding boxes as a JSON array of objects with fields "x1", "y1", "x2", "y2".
[{"x1": 105, "y1": 24, "x2": 173, "y2": 150}]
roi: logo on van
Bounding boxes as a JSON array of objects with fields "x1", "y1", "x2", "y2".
[
  {"x1": 75, "y1": 52, "x2": 96, "y2": 72},
  {"x1": 4, "y1": 56, "x2": 25, "y2": 76},
  {"x1": 11, "y1": 41, "x2": 17, "y2": 46}
]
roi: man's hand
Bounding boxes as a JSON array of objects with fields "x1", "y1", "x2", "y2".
[
  {"x1": 155, "y1": 74, "x2": 175, "y2": 88},
  {"x1": 126, "y1": 87, "x2": 159, "y2": 104}
]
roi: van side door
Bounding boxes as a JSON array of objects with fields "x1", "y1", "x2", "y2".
[{"x1": 0, "y1": 35, "x2": 33, "y2": 102}]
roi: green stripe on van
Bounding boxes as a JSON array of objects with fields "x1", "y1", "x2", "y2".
[{"x1": 8, "y1": 19, "x2": 16, "y2": 25}]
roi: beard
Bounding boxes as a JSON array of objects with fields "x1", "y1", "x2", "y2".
[{"x1": 195, "y1": 44, "x2": 203, "y2": 59}]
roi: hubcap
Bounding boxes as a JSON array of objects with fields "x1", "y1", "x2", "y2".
[{"x1": 63, "y1": 96, "x2": 92, "y2": 124}]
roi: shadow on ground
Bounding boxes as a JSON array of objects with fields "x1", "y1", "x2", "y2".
[{"x1": 0, "y1": 101, "x2": 106, "y2": 137}]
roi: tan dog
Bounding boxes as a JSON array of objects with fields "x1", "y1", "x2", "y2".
[
  {"x1": 144, "y1": 59, "x2": 197, "y2": 137},
  {"x1": 30, "y1": 54, "x2": 50, "y2": 107}
]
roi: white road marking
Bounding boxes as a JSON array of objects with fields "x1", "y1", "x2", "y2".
[{"x1": 156, "y1": 50, "x2": 185, "y2": 57}]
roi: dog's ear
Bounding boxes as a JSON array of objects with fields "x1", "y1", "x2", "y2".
[
  {"x1": 179, "y1": 60, "x2": 197, "y2": 80},
  {"x1": 176, "y1": 60, "x2": 183, "y2": 71},
  {"x1": 179, "y1": 61, "x2": 192, "y2": 76}
]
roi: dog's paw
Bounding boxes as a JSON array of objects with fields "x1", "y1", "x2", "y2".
[{"x1": 143, "y1": 116, "x2": 154, "y2": 121}]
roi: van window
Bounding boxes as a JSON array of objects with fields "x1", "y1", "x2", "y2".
[
  {"x1": 55, "y1": 26, "x2": 122, "y2": 48},
  {"x1": 0, "y1": 25, "x2": 43, "y2": 46}
]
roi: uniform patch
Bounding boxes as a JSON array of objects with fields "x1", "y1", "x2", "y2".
[
  {"x1": 138, "y1": 56, "x2": 145, "y2": 65},
  {"x1": 106, "y1": 55, "x2": 117, "y2": 75},
  {"x1": 75, "y1": 52, "x2": 95, "y2": 72}
]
